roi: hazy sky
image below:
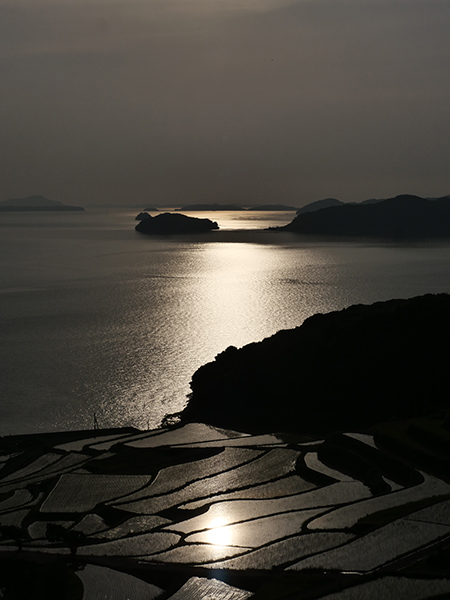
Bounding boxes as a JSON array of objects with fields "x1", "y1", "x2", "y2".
[{"x1": 1, "y1": 0, "x2": 449, "y2": 206}]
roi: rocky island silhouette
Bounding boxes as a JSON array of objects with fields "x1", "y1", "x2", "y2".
[{"x1": 135, "y1": 212, "x2": 219, "y2": 234}]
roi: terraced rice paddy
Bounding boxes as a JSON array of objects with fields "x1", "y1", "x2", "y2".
[{"x1": 1, "y1": 416, "x2": 450, "y2": 598}]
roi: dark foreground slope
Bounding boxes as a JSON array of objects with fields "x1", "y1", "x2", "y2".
[
  {"x1": 278, "y1": 195, "x2": 450, "y2": 239},
  {"x1": 135, "y1": 212, "x2": 218, "y2": 234},
  {"x1": 181, "y1": 294, "x2": 450, "y2": 434}
]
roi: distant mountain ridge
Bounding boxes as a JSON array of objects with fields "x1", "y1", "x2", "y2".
[
  {"x1": 0, "y1": 195, "x2": 84, "y2": 211},
  {"x1": 278, "y1": 194, "x2": 450, "y2": 239},
  {"x1": 296, "y1": 198, "x2": 344, "y2": 214}
]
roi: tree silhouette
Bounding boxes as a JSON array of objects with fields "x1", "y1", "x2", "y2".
[
  {"x1": 45, "y1": 523, "x2": 86, "y2": 556},
  {"x1": 0, "y1": 525, "x2": 27, "y2": 551}
]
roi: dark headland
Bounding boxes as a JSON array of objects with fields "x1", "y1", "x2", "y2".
[
  {"x1": 0, "y1": 195, "x2": 84, "y2": 211},
  {"x1": 181, "y1": 293, "x2": 450, "y2": 435},
  {"x1": 135, "y1": 212, "x2": 219, "y2": 234},
  {"x1": 274, "y1": 194, "x2": 450, "y2": 239}
]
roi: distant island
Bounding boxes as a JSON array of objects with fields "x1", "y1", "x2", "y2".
[
  {"x1": 143, "y1": 207, "x2": 158, "y2": 212},
  {"x1": 0, "y1": 195, "x2": 84, "y2": 212},
  {"x1": 176, "y1": 203, "x2": 245, "y2": 211},
  {"x1": 180, "y1": 294, "x2": 450, "y2": 435},
  {"x1": 135, "y1": 212, "x2": 152, "y2": 221},
  {"x1": 247, "y1": 204, "x2": 298, "y2": 211},
  {"x1": 135, "y1": 212, "x2": 219, "y2": 234},
  {"x1": 275, "y1": 194, "x2": 450, "y2": 239},
  {"x1": 175, "y1": 203, "x2": 298, "y2": 211}
]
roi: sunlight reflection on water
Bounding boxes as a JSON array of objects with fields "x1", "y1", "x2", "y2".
[
  {"x1": 178, "y1": 210, "x2": 295, "y2": 231},
  {"x1": 2, "y1": 210, "x2": 450, "y2": 434}
]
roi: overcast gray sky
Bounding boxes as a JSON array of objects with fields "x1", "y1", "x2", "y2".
[{"x1": 1, "y1": 0, "x2": 449, "y2": 206}]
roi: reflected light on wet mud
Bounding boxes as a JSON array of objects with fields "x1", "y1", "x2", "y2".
[{"x1": 205, "y1": 517, "x2": 233, "y2": 546}]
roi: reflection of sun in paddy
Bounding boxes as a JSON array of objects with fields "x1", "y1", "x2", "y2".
[{"x1": 205, "y1": 517, "x2": 232, "y2": 546}]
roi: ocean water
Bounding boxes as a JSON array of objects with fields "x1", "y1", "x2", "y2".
[{"x1": 1, "y1": 208, "x2": 450, "y2": 436}]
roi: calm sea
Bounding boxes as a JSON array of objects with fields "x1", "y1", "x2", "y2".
[{"x1": 1, "y1": 208, "x2": 450, "y2": 435}]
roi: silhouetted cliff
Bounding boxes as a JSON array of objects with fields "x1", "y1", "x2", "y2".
[
  {"x1": 135, "y1": 212, "x2": 219, "y2": 234},
  {"x1": 278, "y1": 195, "x2": 450, "y2": 239},
  {"x1": 181, "y1": 294, "x2": 450, "y2": 434}
]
